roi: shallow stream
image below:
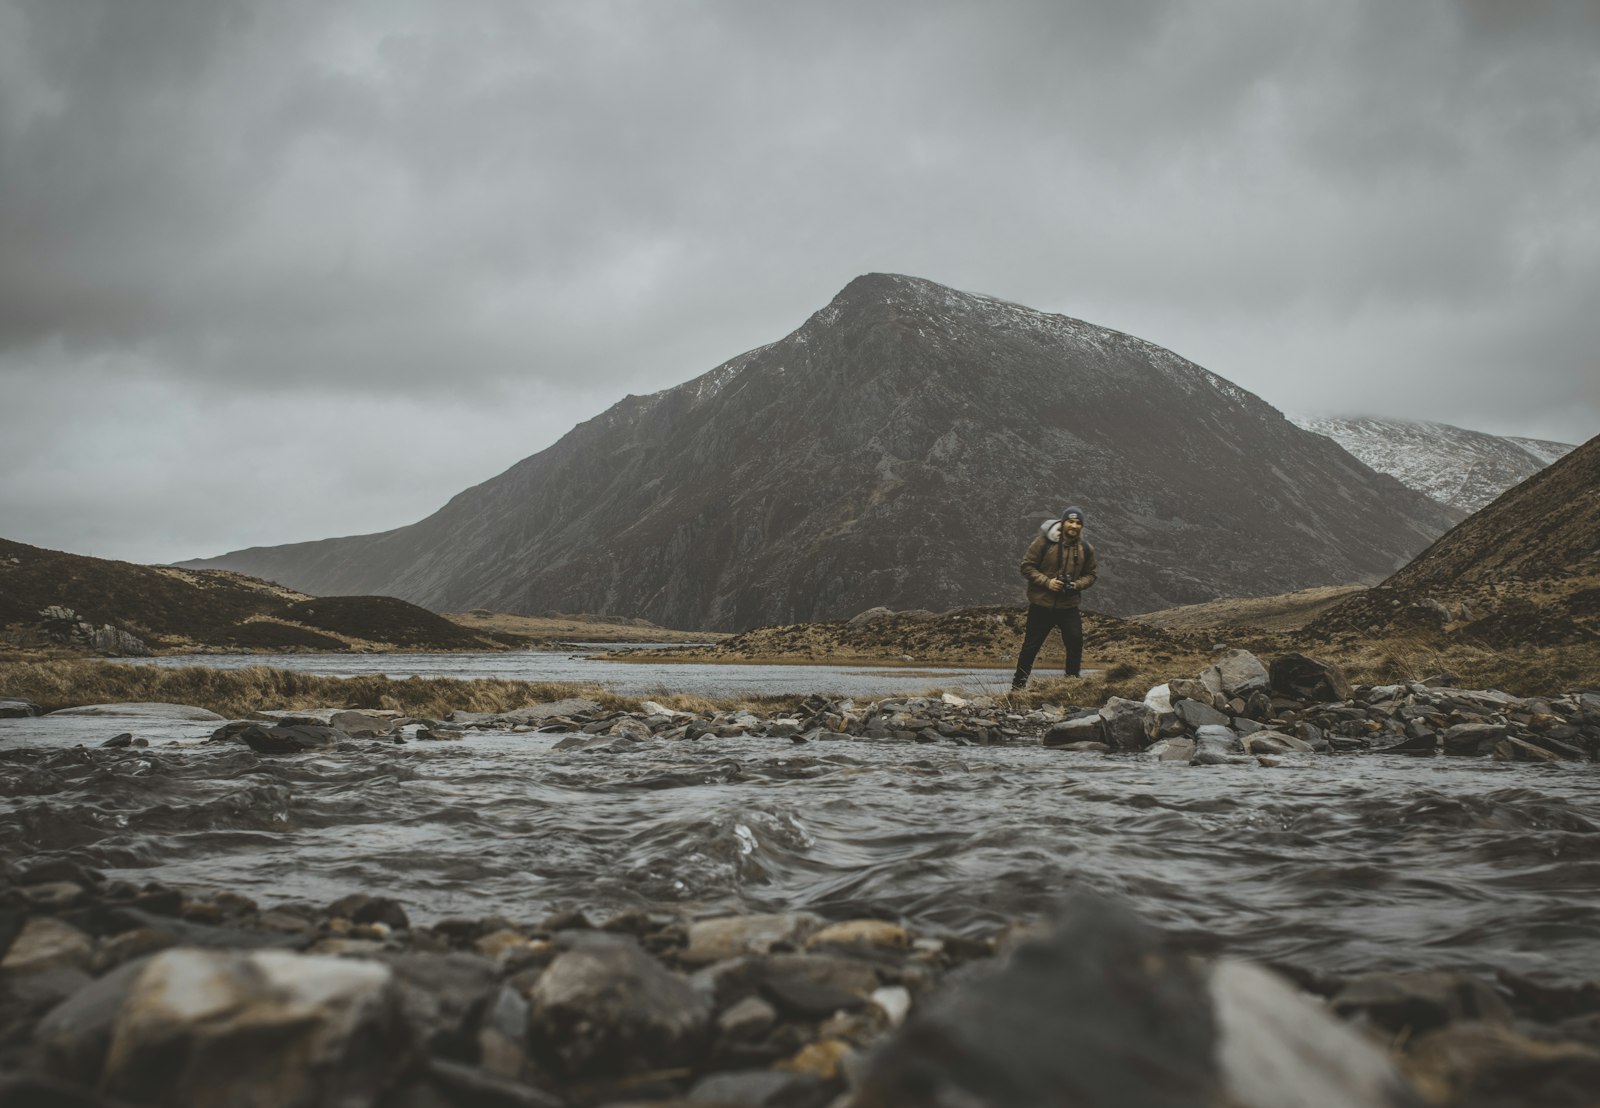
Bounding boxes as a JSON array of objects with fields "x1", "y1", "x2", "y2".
[{"x1": 4, "y1": 699, "x2": 1597, "y2": 986}]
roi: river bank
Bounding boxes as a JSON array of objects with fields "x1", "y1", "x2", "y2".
[{"x1": 4, "y1": 648, "x2": 1599, "y2": 1105}]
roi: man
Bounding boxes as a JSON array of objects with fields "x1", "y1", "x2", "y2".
[{"x1": 1012, "y1": 506, "x2": 1098, "y2": 690}]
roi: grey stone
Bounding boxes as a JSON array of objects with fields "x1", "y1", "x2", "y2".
[
  {"x1": 31, "y1": 957, "x2": 149, "y2": 1085},
  {"x1": 329, "y1": 709, "x2": 403, "y2": 736},
  {"x1": 46, "y1": 702, "x2": 226, "y2": 721},
  {"x1": 850, "y1": 893, "x2": 1219, "y2": 1108},
  {"x1": 1211, "y1": 959, "x2": 1418, "y2": 1108},
  {"x1": 1098, "y1": 697, "x2": 1151, "y2": 752},
  {"x1": 1269, "y1": 653, "x2": 1353, "y2": 703},
  {"x1": 237, "y1": 723, "x2": 341, "y2": 754},
  {"x1": 1176, "y1": 698, "x2": 1231, "y2": 729},
  {"x1": 1043, "y1": 714, "x2": 1105, "y2": 747},
  {"x1": 1441, "y1": 722, "x2": 1505, "y2": 755},
  {"x1": 1146, "y1": 737, "x2": 1195, "y2": 764},
  {"x1": 691, "y1": 1069, "x2": 838, "y2": 1107},
  {"x1": 89, "y1": 626, "x2": 151, "y2": 656},
  {"x1": 1241, "y1": 731, "x2": 1314, "y2": 755},
  {"x1": 1215, "y1": 655, "x2": 1270, "y2": 698},
  {"x1": 528, "y1": 931, "x2": 710, "y2": 1078},
  {"x1": 681, "y1": 912, "x2": 822, "y2": 965},
  {"x1": 1168, "y1": 678, "x2": 1220, "y2": 709},
  {"x1": 100, "y1": 948, "x2": 412, "y2": 1108},
  {"x1": 0, "y1": 698, "x2": 42, "y2": 718}
]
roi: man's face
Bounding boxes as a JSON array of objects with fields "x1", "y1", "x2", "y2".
[{"x1": 1063, "y1": 517, "x2": 1083, "y2": 540}]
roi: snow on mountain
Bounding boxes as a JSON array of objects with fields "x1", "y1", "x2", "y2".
[{"x1": 1289, "y1": 415, "x2": 1576, "y2": 512}]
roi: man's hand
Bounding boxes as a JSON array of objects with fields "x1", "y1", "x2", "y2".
[{"x1": 1047, "y1": 578, "x2": 1066, "y2": 592}]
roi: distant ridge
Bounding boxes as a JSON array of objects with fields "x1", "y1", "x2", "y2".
[
  {"x1": 1311, "y1": 433, "x2": 1600, "y2": 644},
  {"x1": 184, "y1": 273, "x2": 1460, "y2": 630},
  {"x1": 1290, "y1": 414, "x2": 1575, "y2": 512}
]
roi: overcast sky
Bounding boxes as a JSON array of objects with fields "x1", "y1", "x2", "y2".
[{"x1": 3, "y1": 0, "x2": 1597, "y2": 565}]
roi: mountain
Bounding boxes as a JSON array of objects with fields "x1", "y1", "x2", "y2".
[
  {"x1": 183, "y1": 273, "x2": 1460, "y2": 630},
  {"x1": 1289, "y1": 415, "x2": 1576, "y2": 512},
  {"x1": 0, "y1": 537, "x2": 506, "y2": 652},
  {"x1": 1309, "y1": 433, "x2": 1600, "y2": 644}
]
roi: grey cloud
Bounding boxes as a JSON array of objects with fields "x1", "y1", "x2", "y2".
[{"x1": 2, "y1": 0, "x2": 1597, "y2": 562}]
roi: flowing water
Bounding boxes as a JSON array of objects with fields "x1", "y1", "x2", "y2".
[{"x1": 4, "y1": 693, "x2": 1598, "y2": 986}]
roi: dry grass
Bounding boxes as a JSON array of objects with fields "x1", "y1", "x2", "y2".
[
  {"x1": 0, "y1": 659, "x2": 807, "y2": 720},
  {"x1": 1135, "y1": 585, "x2": 1367, "y2": 632},
  {"x1": 1315, "y1": 635, "x2": 1600, "y2": 696}
]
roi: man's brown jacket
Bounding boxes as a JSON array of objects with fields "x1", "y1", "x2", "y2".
[{"x1": 1020, "y1": 519, "x2": 1099, "y2": 609}]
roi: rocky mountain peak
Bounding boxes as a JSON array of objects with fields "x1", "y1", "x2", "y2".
[{"x1": 182, "y1": 275, "x2": 1460, "y2": 630}]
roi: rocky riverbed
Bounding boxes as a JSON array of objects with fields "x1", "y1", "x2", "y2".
[{"x1": 3, "y1": 648, "x2": 1599, "y2": 1106}]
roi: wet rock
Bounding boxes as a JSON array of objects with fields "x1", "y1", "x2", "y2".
[
  {"x1": 237, "y1": 722, "x2": 341, "y2": 754},
  {"x1": 1440, "y1": 721, "x2": 1505, "y2": 756},
  {"x1": 330, "y1": 709, "x2": 404, "y2": 737},
  {"x1": 0, "y1": 697, "x2": 42, "y2": 718},
  {"x1": 99, "y1": 732, "x2": 133, "y2": 748},
  {"x1": 330, "y1": 894, "x2": 412, "y2": 931},
  {"x1": 806, "y1": 920, "x2": 910, "y2": 953},
  {"x1": 717, "y1": 994, "x2": 779, "y2": 1042},
  {"x1": 29, "y1": 956, "x2": 149, "y2": 1085},
  {"x1": 417, "y1": 1056, "x2": 566, "y2": 1107},
  {"x1": 378, "y1": 951, "x2": 500, "y2": 1060},
  {"x1": 1193, "y1": 726, "x2": 1249, "y2": 766},
  {"x1": 850, "y1": 893, "x2": 1219, "y2": 1108},
  {"x1": 19, "y1": 881, "x2": 87, "y2": 910},
  {"x1": 1146, "y1": 737, "x2": 1195, "y2": 763},
  {"x1": 1, "y1": 917, "x2": 94, "y2": 978},
  {"x1": 1042, "y1": 714, "x2": 1104, "y2": 747},
  {"x1": 91, "y1": 927, "x2": 179, "y2": 973},
  {"x1": 1215, "y1": 650, "x2": 1271, "y2": 698},
  {"x1": 1210, "y1": 959, "x2": 1419, "y2": 1108},
  {"x1": 47, "y1": 702, "x2": 226, "y2": 721},
  {"x1": 1098, "y1": 697, "x2": 1151, "y2": 752},
  {"x1": 528, "y1": 931, "x2": 710, "y2": 1078},
  {"x1": 1055, "y1": 740, "x2": 1111, "y2": 753},
  {"x1": 1241, "y1": 731, "x2": 1314, "y2": 755},
  {"x1": 206, "y1": 719, "x2": 259, "y2": 744},
  {"x1": 100, "y1": 947, "x2": 413, "y2": 1108},
  {"x1": 1403, "y1": 1022, "x2": 1600, "y2": 1108},
  {"x1": 1331, "y1": 971, "x2": 1512, "y2": 1035},
  {"x1": 1176, "y1": 698, "x2": 1231, "y2": 729},
  {"x1": 681, "y1": 913, "x2": 821, "y2": 965},
  {"x1": 1493, "y1": 736, "x2": 1564, "y2": 762},
  {"x1": 690, "y1": 1068, "x2": 839, "y2": 1108},
  {"x1": 1270, "y1": 653, "x2": 1353, "y2": 703}
]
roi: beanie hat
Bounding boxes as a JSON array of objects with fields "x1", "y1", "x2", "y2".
[{"x1": 1061, "y1": 506, "x2": 1085, "y2": 523}]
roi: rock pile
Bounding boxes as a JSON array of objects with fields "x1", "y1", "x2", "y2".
[
  {"x1": 34, "y1": 605, "x2": 151, "y2": 657},
  {"x1": 4, "y1": 869, "x2": 1598, "y2": 1107}
]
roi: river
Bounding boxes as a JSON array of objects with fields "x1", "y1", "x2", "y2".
[{"x1": 4, "y1": 671, "x2": 1598, "y2": 989}]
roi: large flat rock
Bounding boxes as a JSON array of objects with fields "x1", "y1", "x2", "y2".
[{"x1": 47, "y1": 702, "x2": 226, "y2": 721}]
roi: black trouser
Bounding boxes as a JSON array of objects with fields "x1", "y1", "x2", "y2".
[{"x1": 1012, "y1": 604, "x2": 1083, "y2": 687}]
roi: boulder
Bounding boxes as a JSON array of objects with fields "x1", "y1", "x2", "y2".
[
  {"x1": 1098, "y1": 697, "x2": 1151, "y2": 752},
  {"x1": 1269, "y1": 653, "x2": 1353, "y2": 703},
  {"x1": 1193, "y1": 727, "x2": 1249, "y2": 767},
  {"x1": 1214, "y1": 650, "x2": 1270, "y2": 698},
  {"x1": 236, "y1": 723, "x2": 341, "y2": 754},
  {"x1": 329, "y1": 710, "x2": 403, "y2": 737},
  {"x1": 88, "y1": 626, "x2": 151, "y2": 656},
  {"x1": 1210, "y1": 959, "x2": 1417, "y2": 1108},
  {"x1": 100, "y1": 948, "x2": 412, "y2": 1108},
  {"x1": 806, "y1": 920, "x2": 910, "y2": 953},
  {"x1": 848, "y1": 607, "x2": 894, "y2": 625},
  {"x1": 1241, "y1": 731, "x2": 1315, "y2": 755},
  {"x1": 0, "y1": 698, "x2": 42, "y2": 719},
  {"x1": 528, "y1": 931, "x2": 710, "y2": 1078},
  {"x1": 681, "y1": 913, "x2": 822, "y2": 965},
  {"x1": 1168, "y1": 678, "x2": 1220, "y2": 710},
  {"x1": 1440, "y1": 722, "x2": 1505, "y2": 756},
  {"x1": 849, "y1": 893, "x2": 1219, "y2": 1108},
  {"x1": 47, "y1": 703, "x2": 226, "y2": 721},
  {"x1": 1043, "y1": 714, "x2": 1105, "y2": 747},
  {"x1": 1176, "y1": 699, "x2": 1231, "y2": 730},
  {"x1": 1403, "y1": 1022, "x2": 1600, "y2": 1108},
  {"x1": 1, "y1": 917, "x2": 94, "y2": 978},
  {"x1": 1146, "y1": 737, "x2": 1195, "y2": 764}
]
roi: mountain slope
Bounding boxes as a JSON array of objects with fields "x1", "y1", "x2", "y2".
[
  {"x1": 184, "y1": 273, "x2": 1460, "y2": 630},
  {"x1": 1309, "y1": 433, "x2": 1600, "y2": 644},
  {"x1": 0, "y1": 537, "x2": 502, "y2": 652},
  {"x1": 1290, "y1": 415, "x2": 1575, "y2": 512}
]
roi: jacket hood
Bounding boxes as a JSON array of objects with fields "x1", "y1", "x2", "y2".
[{"x1": 1041, "y1": 518, "x2": 1085, "y2": 543}]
